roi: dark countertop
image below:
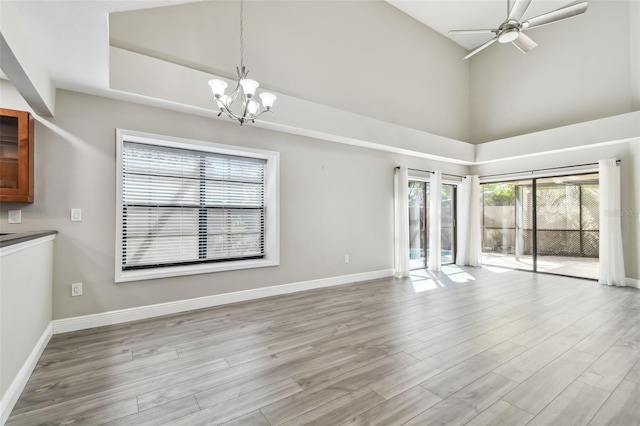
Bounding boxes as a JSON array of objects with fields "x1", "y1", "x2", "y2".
[{"x1": 0, "y1": 230, "x2": 58, "y2": 248}]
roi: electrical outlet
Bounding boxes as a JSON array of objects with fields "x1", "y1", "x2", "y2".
[
  {"x1": 71, "y1": 282, "x2": 83, "y2": 296},
  {"x1": 8, "y1": 210, "x2": 21, "y2": 224},
  {"x1": 344, "y1": 255, "x2": 350, "y2": 264},
  {"x1": 71, "y1": 208, "x2": 82, "y2": 222}
]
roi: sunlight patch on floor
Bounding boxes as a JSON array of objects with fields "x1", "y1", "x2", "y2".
[
  {"x1": 484, "y1": 265, "x2": 513, "y2": 274},
  {"x1": 411, "y1": 279, "x2": 441, "y2": 293},
  {"x1": 409, "y1": 265, "x2": 476, "y2": 292}
]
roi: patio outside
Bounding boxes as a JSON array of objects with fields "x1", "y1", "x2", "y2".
[{"x1": 481, "y1": 174, "x2": 600, "y2": 280}]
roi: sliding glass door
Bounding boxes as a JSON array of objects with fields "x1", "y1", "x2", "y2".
[
  {"x1": 481, "y1": 180, "x2": 534, "y2": 271},
  {"x1": 481, "y1": 173, "x2": 599, "y2": 279},
  {"x1": 441, "y1": 184, "x2": 456, "y2": 264},
  {"x1": 535, "y1": 174, "x2": 599, "y2": 279},
  {"x1": 408, "y1": 181, "x2": 456, "y2": 269},
  {"x1": 409, "y1": 181, "x2": 428, "y2": 270}
]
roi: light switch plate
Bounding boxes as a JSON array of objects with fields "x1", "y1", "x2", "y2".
[
  {"x1": 8, "y1": 210, "x2": 21, "y2": 224},
  {"x1": 71, "y1": 208, "x2": 82, "y2": 222}
]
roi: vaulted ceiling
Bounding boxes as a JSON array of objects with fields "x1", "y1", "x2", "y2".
[{"x1": 3, "y1": 0, "x2": 638, "y2": 156}]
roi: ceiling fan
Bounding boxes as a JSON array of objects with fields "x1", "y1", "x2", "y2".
[{"x1": 450, "y1": 0, "x2": 588, "y2": 60}]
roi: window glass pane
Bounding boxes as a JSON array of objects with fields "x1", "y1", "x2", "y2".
[
  {"x1": 123, "y1": 207, "x2": 199, "y2": 267},
  {"x1": 207, "y1": 209, "x2": 263, "y2": 235},
  {"x1": 408, "y1": 181, "x2": 427, "y2": 269},
  {"x1": 408, "y1": 181, "x2": 458, "y2": 269},
  {"x1": 536, "y1": 173, "x2": 599, "y2": 279},
  {"x1": 123, "y1": 174, "x2": 200, "y2": 206},
  {"x1": 204, "y1": 181, "x2": 264, "y2": 206},
  {"x1": 441, "y1": 184, "x2": 454, "y2": 264},
  {"x1": 205, "y1": 156, "x2": 265, "y2": 183},
  {"x1": 481, "y1": 180, "x2": 534, "y2": 271},
  {"x1": 207, "y1": 233, "x2": 263, "y2": 259},
  {"x1": 122, "y1": 141, "x2": 266, "y2": 270},
  {"x1": 0, "y1": 115, "x2": 19, "y2": 189}
]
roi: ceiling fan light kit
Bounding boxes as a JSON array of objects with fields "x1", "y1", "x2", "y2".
[
  {"x1": 450, "y1": 0, "x2": 588, "y2": 59},
  {"x1": 497, "y1": 26, "x2": 520, "y2": 43}
]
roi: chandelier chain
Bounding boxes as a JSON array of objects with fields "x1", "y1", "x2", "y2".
[{"x1": 239, "y1": 0, "x2": 245, "y2": 70}]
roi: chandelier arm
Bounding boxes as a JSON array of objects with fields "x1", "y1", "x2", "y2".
[
  {"x1": 220, "y1": 107, "x2": 242, "y2": 121},
  {"x1": 241, "y1": 100, "x2": 249, "y2": 120},
  {"x1": 227, "y1": 84, "x2": 242, "y2": 104},
  {"x1": 253, "y1": 108, "x2": 273, "y2": 119}
]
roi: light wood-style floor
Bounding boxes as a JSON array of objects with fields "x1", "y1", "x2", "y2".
[{"x1": 8, "y1": 266, "x2": 640, "y2": 426}]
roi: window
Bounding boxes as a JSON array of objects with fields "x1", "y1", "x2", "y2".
[{"x1": 115, "y1": 130, "x2": 279, "y2": 283}]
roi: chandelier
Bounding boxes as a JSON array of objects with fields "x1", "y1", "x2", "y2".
[{"x1": 208, "y1": 0, "x2": 276, "y2": 125}]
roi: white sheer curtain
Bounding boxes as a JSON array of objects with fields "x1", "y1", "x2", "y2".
[
  {"x1": 429, "y1": 171, "x2": 442, "y2": 271},
  {"x1": 394, "y1": 166, "x2": 410, "y2": 278},
  {"x1": 599, "y1": 159, "x2": 626, "y2": 286},
  {"x1": 456, "y1": 175, "x2": 482, "y2": 267}
]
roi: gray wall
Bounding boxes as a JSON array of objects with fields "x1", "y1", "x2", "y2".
[
  {"x1": 469, "y1": 1, "x2": 639, "y2": 143},
  {"x1": 109, "y1": 0, "x2": 471, "y2": 141},
  {"x1": 0, "y1": 80, "x2": 468, "y2": 320}
]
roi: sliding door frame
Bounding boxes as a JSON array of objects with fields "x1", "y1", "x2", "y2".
[
  {"x1": 408, "y1": 179, "x2": 458, "y2": 270},
  {"x1": 442, "y1": 183, "x2": 457, "y2": 266},
  {"x1": 532, "y1": 179, "x2": 537, "y2": 273},
  {"x1": 480, "y1": 171, "x2": 599, "y2": 280}
]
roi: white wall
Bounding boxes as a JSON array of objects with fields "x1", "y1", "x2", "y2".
[
  {"x1": 630, "y1": 140, "x2": 640, "y2": 281},
  {"x1": 0, "y1": 238, "x2": 54, "y2": 404},
  {"x1": 469, "y1": 0, "x2": 637, "y2": 143},
  {"x1": 630, "y1": 0, "x2": 640, "y2": 110},
  {"x1": 109, "y1": 0, "x2": 470, "y2": 141},
  {"x1": 0, "y1": 80, "x2": 468, "y2": 320},
  {"x1": 470, "y1": 140, "x2": 639, "y2": 280}
]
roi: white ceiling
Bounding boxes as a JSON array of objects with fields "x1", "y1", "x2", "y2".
[
  {"x1": 7, "y1": 0, "x2": 588, "y2": 98},
  {"x1": 10, "y1": 0, "x2": 198, "y2": 94},
  {"x1": 386, "y1": 0, "x2": 580, "y2": 50}
]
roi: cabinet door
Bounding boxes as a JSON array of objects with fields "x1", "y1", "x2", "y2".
[{"x1": 0, "y1": 108, "x2": 34, "y2": 202}]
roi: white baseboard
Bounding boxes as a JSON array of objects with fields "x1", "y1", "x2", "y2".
[
  {"x1": 53, "y1": 269, "x2": 394, "y2": 334},
  {"x1": 627, "y1": 277, "x2": 640, "y2": 288},
  {"x1": 0, "y1": 322, "x2": 53, "y2": 426}
]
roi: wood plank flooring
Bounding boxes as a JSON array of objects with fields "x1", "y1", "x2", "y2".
[{"x1": 8, "y1": 266, "x2": 640, "y2": 425}]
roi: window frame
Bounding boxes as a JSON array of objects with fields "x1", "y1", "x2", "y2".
[{"x1": 115, "y1": 129, "x2": 279, "y2": 283}]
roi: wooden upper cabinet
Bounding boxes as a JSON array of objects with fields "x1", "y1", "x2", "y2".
[{"x1": 0, "y1": 108, "x2": 34, "y2": 203}]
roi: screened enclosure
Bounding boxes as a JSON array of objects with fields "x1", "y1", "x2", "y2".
[{"x1": 481, "y1": 173, "x2": 599, "y2": 279}]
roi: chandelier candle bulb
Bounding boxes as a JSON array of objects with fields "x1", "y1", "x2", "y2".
[
  {"x1": 260, "y1": 92, "x2": 277, "y2": 109},
  {"x1": 208, "y1": 79, "x2": 228, "y2": 97},
  {"x1": 239, "y1": 79, "x2": 259, "y2": 97},
  {"x1": 246, "y1": 100, "x2": 259, "y2": 116}
]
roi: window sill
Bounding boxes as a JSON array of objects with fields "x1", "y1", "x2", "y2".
[{"x1": 115, "y1": 258, "x2": 279, "y2": 283}]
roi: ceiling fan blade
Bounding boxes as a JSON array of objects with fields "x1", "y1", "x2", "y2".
[
  {"x1": 521, "y1": 2, "x2": 588, "y2": 30},
  {"x1": 512, "y1": 32, "x2": 538, "y2": 53},
  {"x1": 462, "y1": 37, "x2": 497, "y2": 60},
  {"x1": 508, "y1": 0, "x2": 532, "y2": 22},
  {"x1": 449, "y1": 29, "x2": 496, "y2": 35}
]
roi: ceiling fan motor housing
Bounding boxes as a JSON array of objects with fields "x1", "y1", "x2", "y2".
[{"x1": 497, "y1": 22, "x2": 521, "y2": 43}]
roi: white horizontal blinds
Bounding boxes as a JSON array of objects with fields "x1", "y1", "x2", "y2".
[{"x1": 122, "y1": 141, "x2": 266, "y2": 270}]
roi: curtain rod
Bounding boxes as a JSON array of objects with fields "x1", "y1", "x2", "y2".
[
  {"x1": 395, "y1": 166, "x2": 466, "y2": 179},
  {"x1": 479, "y1": 160, "x2": 620, "y2": 179}
]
